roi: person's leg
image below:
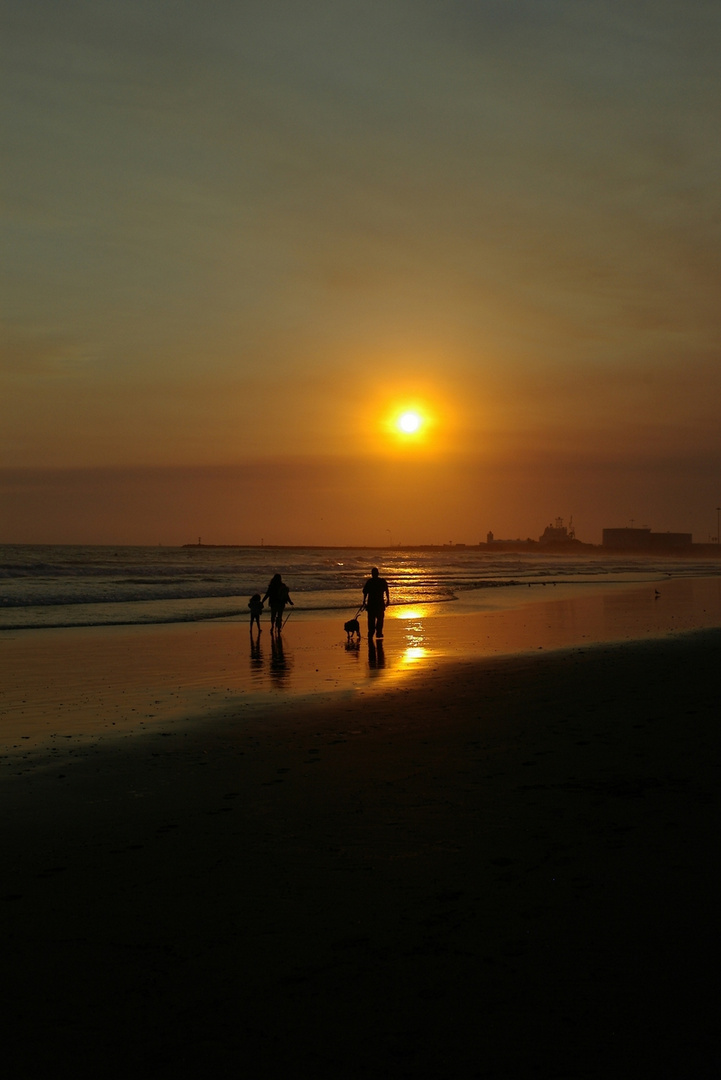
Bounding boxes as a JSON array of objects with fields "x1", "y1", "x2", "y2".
[
  {"x1": 375, "y1": 609, "x2": 385, "y2": 638},
  {"x1": 367, "y1": 608, "x2": 375, "y2": 637}
]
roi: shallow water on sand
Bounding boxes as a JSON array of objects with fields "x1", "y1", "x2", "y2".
[{"x1": 2, "y1": 575, "x2": 720, "y2": 762}]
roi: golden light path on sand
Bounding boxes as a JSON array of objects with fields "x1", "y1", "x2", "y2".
[{"x1": 2, "y1": 577, "x2": 720, "y2": 761}]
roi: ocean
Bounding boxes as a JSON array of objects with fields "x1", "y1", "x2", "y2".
[{"x1": 2, "y1": 543, "x2": 719, "y2": 632}]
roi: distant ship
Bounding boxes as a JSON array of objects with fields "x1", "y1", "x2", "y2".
[
  {"x1": 538, "y1": 517, "x2": 583, "y2": 547},
  {"x1": 485, "y1": 516, "x2": 589, "y2": 551}
]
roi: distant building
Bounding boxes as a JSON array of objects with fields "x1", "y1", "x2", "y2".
[
  {"x1": 649, "y1": 532, "x2": 693, "y2": 550},
  {"x1": 484, "y1": 533, "x2": 536, "y2": 550},
  {"x1": 602, "y1": 528, "x2": 652, "y2": 551},
  {"x1": 602, "y1": 528, "x2": 692, "y2": 552}
]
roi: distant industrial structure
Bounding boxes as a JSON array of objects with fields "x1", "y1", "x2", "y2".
[
  {"x1": 485, "y1": 517, "x2": 592, "y2": 552},
  {"x1": 602, "y1": 527, "x2": 692, "y2": 552},
  {"x1": 481, "y1": 518, "x2": 719, "y2": 555}
]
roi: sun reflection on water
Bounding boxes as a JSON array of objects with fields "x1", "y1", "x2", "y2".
[
  {"x1": 392, "y1": 605, "x2": 433, "y2": 621},
  {"x1": 389, "y1": 604, "x2": 436, "y2": 668},
  {"x1": 402, "y1": 645, "x2": 430, "y2": 666}
]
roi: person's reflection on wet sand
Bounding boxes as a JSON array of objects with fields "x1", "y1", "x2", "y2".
[
  {"x1": 248, "y1": 636, "x2": 266, "y2": 687},
  {"x1": 249, "y1": 635, "x2": 264, "y2": 673},
  {"x1": 368, "y1": 639, "x2": 385, "y2": 671},
  {"x1": 270, "y1": 633, "x2": 292, "y2": 685}
]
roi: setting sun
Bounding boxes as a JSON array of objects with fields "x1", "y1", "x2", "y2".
[
  {"x1": 398, "y1": 410, "x2": 422, "y2": 434},
  {"x1": 375, "y1": 396, "x2": 440, "y2": 454},
  {"x1": 369, "y1": 383, "x2": 459, "y2": 458}
]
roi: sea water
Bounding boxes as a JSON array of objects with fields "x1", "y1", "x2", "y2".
[{"x1": 1, "y1": 543, "x2": 719, "y2": 632}]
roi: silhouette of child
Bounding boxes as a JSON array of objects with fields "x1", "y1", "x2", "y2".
[{"x1": 248, "y1": 593, "x2": 264, "y2": 632}]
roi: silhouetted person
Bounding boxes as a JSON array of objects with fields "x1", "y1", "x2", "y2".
[
  {"x1": 262, "y1": 573, "x2": 293, "y2": 633},
  {"x1": 248, "y1": 593, "x2": 264, "y2": 634},
  {"x1": 362, "y1": 567, "x2": 390, "y2": 639}
]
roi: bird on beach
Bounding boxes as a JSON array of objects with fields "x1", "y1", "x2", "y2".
[{"x1": 654, "y1": 589, "x2": 660, "y2": 599}]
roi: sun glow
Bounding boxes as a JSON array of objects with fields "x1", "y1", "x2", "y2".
[
  {"x1": 392, "y1": 606, "x2": 432, "y2": 621},
  {"x1": 372, "y1": 385, "x2": 451, "y2": 455},
  {"x1": 398, "y1": 410, "x2": 422, "y2": 434}
]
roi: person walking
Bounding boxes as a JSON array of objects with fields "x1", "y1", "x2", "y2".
[
  {"x1": 248, "y1": 593, "x2": 264, "y2": 634},
  {"x1": 362, "y1": 567, "x2": 390, "y2": 640},
  {"x1": 262, "y1": 573, "x2": 294, "y2": 633}
]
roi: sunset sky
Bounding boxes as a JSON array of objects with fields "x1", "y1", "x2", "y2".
[{"x1": 3, "y1": 0, "x2": 720, "y2": 546}]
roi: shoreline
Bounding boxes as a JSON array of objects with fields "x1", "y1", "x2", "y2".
[
  {"x1": 180, "y1": 541, "x2": 721, "y2": 556},
  {"x1": 2, "y1": 575, "x2": 720, "y2": 757}
]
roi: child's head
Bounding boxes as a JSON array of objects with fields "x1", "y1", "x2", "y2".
[{"x1": 250, "y1": 593, "x2": 261, "y2": 603}]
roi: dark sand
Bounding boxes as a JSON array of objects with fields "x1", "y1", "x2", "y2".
[{"x1": 2, "y1": 606, "x2": 721, "y2": 1076}]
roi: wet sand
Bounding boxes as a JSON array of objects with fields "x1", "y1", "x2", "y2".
[
  {"x1": 2, "y1": 581, "x2": 721, "y2": 1076},
  {"x1": 3, "y1": 575, "x2": 720, "y2": 751}
]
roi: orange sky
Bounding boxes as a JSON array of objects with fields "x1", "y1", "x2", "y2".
[{"x1": 2, "y1": 1, "x2": 720, "y2": 545}]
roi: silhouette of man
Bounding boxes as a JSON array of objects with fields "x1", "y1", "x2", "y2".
[{"x1": 362, "y1": 567, "x2": 390, "y2": 640}]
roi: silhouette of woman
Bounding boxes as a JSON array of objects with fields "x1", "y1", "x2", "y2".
[{"x1": 262, "y1": 573, "x2": 294, "y2": 633}]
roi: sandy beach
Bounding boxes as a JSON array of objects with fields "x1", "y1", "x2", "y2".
[
  {"x1": 7, "y1": 1, "x2": 721, "y2": 1074},
  {"x1": 2, "y1": 579, "x2": 720, "y2": 1076}
]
